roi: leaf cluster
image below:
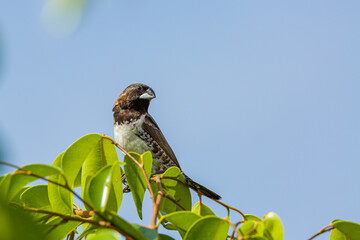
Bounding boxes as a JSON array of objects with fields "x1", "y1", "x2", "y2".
[{"x1": 0, "y1": 133, "x2": 358, "y2": 240}]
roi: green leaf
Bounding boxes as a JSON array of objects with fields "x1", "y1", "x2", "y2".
[
  {"x1": 331, "y1": 220, "x2": 360, "y2": 240},
  {"x1": 123, "y1": 151, "x2": 152, "y2": 219},
  {"x1": 62, "y1": 134, "x2": 103, "y2": 185},
  {"x1": 0, "y1": 173, "x2": 12, "y2": 199},
  {"x1": 163, "y1": 211, "x2": 201, "y2": 237},
  {"x1": 11, "y1": 186, "x2": 30, "y2": 205},
  {"x1": 184, "y1": 216, "x2": 230, "y2": 240},
  {"x1": 109, "y1": 162, "x2": 123, "y2": 212},
  {"x1": 21, "y1": 185, "x2": 51, "y2": 209},
  {"x1": 49, "y1": 134, "x2": 110, "y2": 214},
  {"x1": 48, "y1": 152, "x2": 73, "y2": 214},
  {"x1": 87, "y1": 165, "x2": 113, "y2": 212},
  {"x1": 192, "y1": 202, "x2": 215, "y2": 216},
  {"x1": 263, "y1": 212, "x2": 284, "y2": 240},
  {"x1": 87, "y1": 229, "x2": 122, "y2": 240},
  {"x1": 162, "y1": 167, "x2": 191, "y2": 211},
  {"x1": 245, "y1": 214, "x2": 262, "y2": 222},
  {"x1": 45, "y1": 217, "x2": 81, "y2": 240},
  {"x1": 134, "y1": 225, "x2": 158, "y2": 240},
  {"x1": 105, "y1": 211, "x2": 146, "y2": 240},
  {"x1": 152, "y1": 166, "x2": 191, "y2": 214},
  {"x1": 158, "y1": 234, "x2": 176, "y2": 240},
  {"x1": 81, "y1": 136, "x2": 120, "y2": 210},
  {"x1": 142, "y1": 151, "x2": 153, "y2": 179},
  {"x1": 0, "y1": 201, "x2": 48, "y2": 240},
  {"x1": 239, "y1": 220, "x2": 265, "y2": 237},
  {"x1": 7, "y1": 164, "x2": 61, "y2": 201},
  {"x1": 330, "y1": 228, "x2": 346, "y2": 240},
  {"x1": 74, "y1": 170, "x2": 82, "y2": 188},
  {"x1": 76, "y1": 227, "x2": 97, "y2": 240}
]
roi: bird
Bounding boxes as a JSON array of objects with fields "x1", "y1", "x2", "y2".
[{"x1": 113, "y1": 83, "x2": 221, "y2": 200}]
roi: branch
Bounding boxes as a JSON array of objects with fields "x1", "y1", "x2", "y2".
[
  {"x1": 149, "y1": 176, "x2": 164, "y2": 229},
  {"x1": 24, "y1": 207, "x2": 112, "y2": 227},
  {"x1": 23, "y1": 207, "x2": 137, "y2": 239},
  {"x1": 308, "y1": 225, "x2": 334, "y2": 240},
  {"x1": 103, "y1": 136, "x2": 156, "y2": 204},
  {"x1": 0, "y1": 161, "x2": 107, "y2": 221}
]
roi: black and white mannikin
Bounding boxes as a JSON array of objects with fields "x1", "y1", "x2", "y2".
[{"x1": 113, "y1": 83, "x2": 221, "y2": 200}]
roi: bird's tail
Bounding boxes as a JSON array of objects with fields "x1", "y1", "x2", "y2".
[{"x1": 184, "y1": 175, "x2": 221, "y2": 200}]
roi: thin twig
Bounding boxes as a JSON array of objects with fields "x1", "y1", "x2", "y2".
[
  {"x1": 230, "y1": 220, "x2": 244, "y2": 240},
  {"x1": 163, "y1": 194, "x2": 186, "y2": 210},
  {"x1": 225, "y1": 218, "x2": 241, "y2": 240},
  {"x1": 308, "y1": 225, "x2": 334, "y2": 240},
  {"x1": 213, "y1": 200, "x2": 245, "y2": 220},
  {"x1": 69, "y1": 231, "x2": 75, "y2": 240},
  {"x1": 103, "y1": 136, "x2": 156, "y2": 204},
  {"x1": 149, "y1": 176, "x2": 164, "y2": 229}
]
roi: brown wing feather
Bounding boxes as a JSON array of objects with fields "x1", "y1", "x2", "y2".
[{"x1": 142, "y1": 113, "x2": 181, "y2": 169}]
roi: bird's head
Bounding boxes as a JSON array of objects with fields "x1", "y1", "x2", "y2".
[{"x1": 113, "y1": 83, "x2": 156, "y2": 112}]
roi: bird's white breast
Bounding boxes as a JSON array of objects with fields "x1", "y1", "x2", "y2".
[{"x1": 114, "y1": 115, "x2": 150, "y2": 155}]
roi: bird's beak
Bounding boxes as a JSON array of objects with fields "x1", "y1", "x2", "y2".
[{"x1": 139, "y1": 88, "x2": 156, "y2": 100}]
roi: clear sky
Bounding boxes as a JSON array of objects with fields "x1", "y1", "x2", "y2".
[{"x1": 0, "y1": 1, "x2": 359, "y2": 239}]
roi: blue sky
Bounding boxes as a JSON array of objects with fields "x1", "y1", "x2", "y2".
[{"x1": 0, "y1": 1, "x2": 359, "y2": 239}]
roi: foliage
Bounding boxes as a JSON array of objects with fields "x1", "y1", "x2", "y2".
[{"x1": 0, "y1": 133, "x2": 357, "y2": 239}]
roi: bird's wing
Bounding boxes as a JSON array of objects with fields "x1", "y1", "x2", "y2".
[{"x1": 142, "y1": 113, "x2": 181, "y2": 169}]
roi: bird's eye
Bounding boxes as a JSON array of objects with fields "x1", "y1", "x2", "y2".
[{"x1": 136, "y1": 86, "x2": 142, "y2": 91}]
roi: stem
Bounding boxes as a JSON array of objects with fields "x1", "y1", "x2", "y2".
[
  {"x1": 230, "y1": 221, "x2": 244, "y2": 240},
  {"x1": 308, "y1": 225, "x2": 334, "y2": 240},
  {"x1": 69, "y1": 231, "x2": 75, "y2": 240},
  {"x1": 213, "y1": 199, "x2": 246, "y2": 220},
  {"x1": 156, "y1": 216, "x2": 166, "y2": 229},
  {"x1": 163, "y1": 194, "x2": 186, "y2": 210},
  {"x1": 198, "y1": 193, "x2": 202, "y2": 215},
  {"x1": 225, "y1": 218, "x2": 241, "y2": 240},
  {"x1": 149, "y1": 176, "x2": 164, "y2": 229}
]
